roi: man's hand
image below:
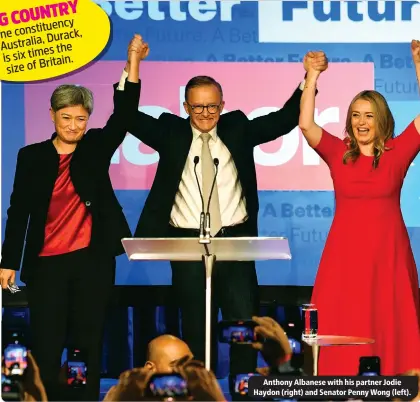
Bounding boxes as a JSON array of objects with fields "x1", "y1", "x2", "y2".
[
  {"x1": 103, "y1": 367, "x2": 155, "y2": 401},
  {"x1": 0, "y1": 268, "x2": 16, "y2": 290},
  {"x1": 411, "y1": 39, "x2": 420, "y2": 65},
  {"x1": 251, "y1": 316, "x2": 292, "y2": 368},
  {"x1": 303, "y1": 51, "x2": 328, "y2": 76},
  {"x1": 175, "y1": 360, "x2": 226, "y2": 401},
  {"x1": 22, "y1": 352, "x2": 48, "y2": 402}
]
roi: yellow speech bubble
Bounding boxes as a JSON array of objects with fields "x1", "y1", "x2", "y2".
[{"x1": 0, "y1": 0, "x2": 110, "y2": 82}]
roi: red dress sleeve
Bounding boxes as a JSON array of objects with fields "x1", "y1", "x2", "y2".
[
  {"x1": 313, "y1": 128, "x2": 347, "y2": 168},
  {"x1": 390, "y1": 120, "x2": 420, "y2": 174}
]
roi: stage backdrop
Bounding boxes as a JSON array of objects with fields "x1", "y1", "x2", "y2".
[{"x1": 2, "y1": 0, "x2": 420, "y2": 287}]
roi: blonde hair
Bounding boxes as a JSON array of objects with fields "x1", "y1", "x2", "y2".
[{"x1": 343, "y1": 90, "x2": 395, "y2": 168}]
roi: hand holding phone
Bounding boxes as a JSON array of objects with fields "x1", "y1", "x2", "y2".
[
  {"x1": 2, "y1": 333, "x2": 27, "y2": 401},
  {"x1": 252, "y1": 316, "x2": 293, "y2": 369},
  {"x1": 3, "y1": 342, "x2": 27, "y2": 377},
  {"x1": 145, "y1": 373, "x2": 190, "y2": 399},
  {"x1": 175, "y1": 360, "x2": 225, "y2": 402},
  {"x1": 218, "y1": 320, "x2": 258, "y2": 344},
  {"x1": 2, "y1": 344, "x2": 48, "y2": 402}
]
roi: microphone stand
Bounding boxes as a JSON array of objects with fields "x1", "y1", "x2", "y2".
[
  {"x1": 193, "y1": 156, "x2": 209, "y2": 244},
  {"x1": 202, "y1": 158, "x2": 219, "y2": 370},
  {"x1": 205, "y1": 158, "x2": 219, "y2": 241},
  {"x1": 194, "y1": 157, "x2": 219, "y2": 371}
]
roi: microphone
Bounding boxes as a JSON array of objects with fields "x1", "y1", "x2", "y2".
[
  {"x1": 205, "y1": 158, "x2": 220, "y2": 239},
  {"x1": 193, "y1": 156, "x2": 206, "y2": 240}
]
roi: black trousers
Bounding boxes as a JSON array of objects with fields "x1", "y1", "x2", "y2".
[
  {"x1": 168, "y1": 222, "x2": 259, "y2": 375},
  {"x1": 26, "y1": 247, "x2": 114, "y2": 401}
]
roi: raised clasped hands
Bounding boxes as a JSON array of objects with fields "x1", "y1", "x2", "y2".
[
  {"x1": 127, "y1": 34, "x2": 149, "y2": 66},
  {"x1": 411, "y1": 39, "x2": 420, "y2": 65},
  {"x1": 304, "y1": 50, "x2": 328, "y2": 79}
]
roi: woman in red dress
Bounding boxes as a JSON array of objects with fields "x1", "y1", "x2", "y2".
[{"x1": 299, "y1": 40, "x2": 420, "y2": 376}]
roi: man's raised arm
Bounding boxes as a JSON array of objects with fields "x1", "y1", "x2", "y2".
[
  {"x1": 116, "y1": 37, "x2": 167, "y2": 153},
  {"x1": 246, "y1": 51, "x2": 328, "y2": 147},
  {"x1": 92, "y1": 35, "x2": 146, "y2": 159}
]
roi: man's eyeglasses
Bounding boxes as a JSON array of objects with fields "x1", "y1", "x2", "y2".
[{"x1": 186, "y1": 103, "x2": 221, "y2": 114}]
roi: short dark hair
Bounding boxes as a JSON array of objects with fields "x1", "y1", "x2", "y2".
[
  {"x1": 184, "y1": 76, "x2": 223, "y2": 101},
  {"x1": 50, "y1": 84, "x2": 94, "y2": 115}
]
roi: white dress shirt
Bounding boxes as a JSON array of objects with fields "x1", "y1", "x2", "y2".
[
  {"x1": 118, "y1": 70, "x2": 129, "y2": 90},
  {"x1": 118, "y1": 69, "x2": 307, "y2": 229},
  {"x1": 169, "y1": 125, "x2": 248, "y2": 229}
]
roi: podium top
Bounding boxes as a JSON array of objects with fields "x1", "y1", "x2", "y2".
[{"x1": 122, "y1": 237, "x2": 291, "y2": 262}]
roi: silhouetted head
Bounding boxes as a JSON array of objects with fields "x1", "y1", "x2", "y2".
[{"x1": 145, "y1": 335, "x2": 193, "y2": 373}]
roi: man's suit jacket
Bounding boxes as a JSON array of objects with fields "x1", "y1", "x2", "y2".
[
  {"x1": 129, "y1": 82, "x2": 304, "y2": 238},
  {"x1": 0, "y1": 80, "x2": 140, "y2": 284}
]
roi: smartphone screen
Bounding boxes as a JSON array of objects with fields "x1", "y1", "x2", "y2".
[
  {"x1": 230, "y1": 373, "x2": 261, "y2": 396},
  {"x1": 3, "y1": 343, "x2": 27, "y2": 377},
  {"x1": 67, "y1": 349, "x2": 87, "y2": 387},
  {"x1": 219, "y1": 320, "x2": 257, "y2": 344},
  {"x1": 288, "y1": 338, "x2": 302, "y2": 354},
  {"x1": 147, "y1": 373, "x2": 189, "y2": 398},
  {"x1": 359, "y1": 356, "x2": 380, "y2": 376}
]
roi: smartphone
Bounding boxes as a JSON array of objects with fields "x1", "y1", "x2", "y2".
[
  {"x1": 2, "y1": 335, "x2": 27, "y2": 402},
  {"x1": 67, "y1": 349, "x2": 87, "y2": 387},
  {"x1": 218, "y1": 320, "x2": 258, "y2": 344},
  {"x1": 288, "y1": 337, "x2": 302, "y2": 354},
  {"x1": 229, "y1": 372, "x2": 261, "y2": 396},
  {"x1": 273, "y1": 398, "x2": 298, "y2": 402},
  {"x1": 145, "y1": 373, "x2": 190, "y2": 399},
  {"x1": 1, "y1": 373, "x2": 22, "y2": 401},
  {"x1": 359, "y1": 356, "x2": 380, "y2": 376},
  {"x1": 3, "y1": 341, "x2": 28, "y2": 377}
]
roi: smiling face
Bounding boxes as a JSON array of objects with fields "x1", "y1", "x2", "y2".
[
  {"x1": 350, "y1": 99, "x2": 376, "y2": 146},
  {"x1": 49, "y1": 84, "x2": 93, "y2": 151},
  {"x1": 345, "y1": 90, "x2": 395, "y2": 155},
  {"x1": 183, "y1": 84, "x2": 224, "y2": 133},
  {"x1": 50, "y1": 105, "x2": 89, "y2": 144}
]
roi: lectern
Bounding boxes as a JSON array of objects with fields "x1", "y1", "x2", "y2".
[{"x1": 121, "y1": 236, "x2": 292, "y2": 370}]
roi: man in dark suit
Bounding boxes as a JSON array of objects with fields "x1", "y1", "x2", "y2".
[
  {"x1": 0, "y1": 35, "x2": 147, "y2": 401},
  {"x1": 118, "y1": 43, "x2": 328, "y2": 373}
]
